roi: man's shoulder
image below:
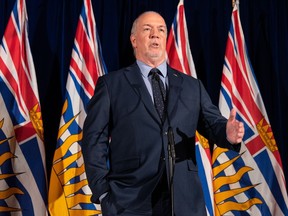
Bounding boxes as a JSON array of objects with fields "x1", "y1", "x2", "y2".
[
  {"x1": 167, "y1": 65, "x2": 198, "y2": 81},
  {"x1": 99, "y1": 63, "x2": 139, "y2": 88},
  {"x1": 104, "y1": 63, "x2": 138, "y2": 78}
]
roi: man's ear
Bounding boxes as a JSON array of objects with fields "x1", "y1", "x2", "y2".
[{"x1": 130, "y1": 35, "x2": 136, "y2": 48}]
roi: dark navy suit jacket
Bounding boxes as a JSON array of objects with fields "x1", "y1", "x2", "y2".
[{"x1": 82, "y1": 63, "x2": 238, "y2": 215}]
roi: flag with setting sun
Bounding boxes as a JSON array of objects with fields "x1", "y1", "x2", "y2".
[
  {"x1": 0, "y1": 0, "x2": 47, "y2": 215},
  {"x1": 214, "y1": 2, "x2": 288, "y2": 215},
  {"x1": 48, "y1": 0, "x2": 107, "y2": 215}
]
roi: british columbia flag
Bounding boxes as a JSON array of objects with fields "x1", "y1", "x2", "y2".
[
  {"x1": 214, "y1": 1, "x2": 288, "y2": 215},
  {"x1": 48, "y1": 0, "x2": 107, "y2": 215},
  {"x1": 0, "y1": 0, "x2": 47, "y2": 215},
  {"x1": 166, "y1": 0, "x2": 214, "y2": 215}
]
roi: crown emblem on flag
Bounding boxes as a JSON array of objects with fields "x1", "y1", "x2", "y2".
[
  {"x1": 29, "y1": 103, "x2": 44, "y2": 141},
  {"x1": 256, "y1": 118, "x2": 277, "y2": 152},
  {"x1": 196, "y1": 131, "x2": 209, "y2": 149}
]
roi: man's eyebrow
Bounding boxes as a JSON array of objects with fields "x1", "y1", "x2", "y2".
[
  {"x1": 142, "y1": 24, "x2": 152, "y2": 28},
  {"x1": 142, "y1": 24, "x2": 166, "y2": 28}
]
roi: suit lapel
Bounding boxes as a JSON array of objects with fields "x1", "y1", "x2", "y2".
[
  {"x1": 124, "y1": 63, "x2": 161, "y2": 123},
  {"x1": 124, "y1": 63, "x2": 182, "y2": 125},
  {"x1": 166, "y1": 67, "x2": 182, "y2": 118}
]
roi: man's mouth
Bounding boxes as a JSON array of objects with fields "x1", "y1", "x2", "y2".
[{"x1": 151, "y1": 42, "x2": 159, "y2": 48}]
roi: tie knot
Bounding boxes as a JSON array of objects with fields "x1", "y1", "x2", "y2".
[{"x1": 149, "y1": 68, "x2": 163, "y2": 81}]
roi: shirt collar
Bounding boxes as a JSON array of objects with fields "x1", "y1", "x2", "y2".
[{"x1": 136, "y1": 60, "x2": 167, "y2": 78}]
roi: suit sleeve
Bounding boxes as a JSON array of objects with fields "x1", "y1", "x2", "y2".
[
  {"x1": 196, "y1": 80, "x2": 241, "y2": 152},
  {"x1": 82, "y1": 76, "x2": 111, "y2": 203}
]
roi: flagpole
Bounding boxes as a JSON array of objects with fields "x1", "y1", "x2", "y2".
[{"x1": 167, "y1": 127, "x2": 176, "y2": 216}]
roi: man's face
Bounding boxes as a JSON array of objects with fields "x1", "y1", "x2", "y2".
[{"x1": 130, "y1": 12, "x2": 167, "y2": 66}]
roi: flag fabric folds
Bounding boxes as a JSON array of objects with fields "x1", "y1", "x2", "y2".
[
  {"x1": 48, "y1": 0, "x2": 107, "y2": 215},
  {"x1": 0, "y1": 0, "x2": 47, "y2": 215},
  {"x1": 166, "y1": 0, "x2": 214, "y2": 215},
  {"x1": 215, "y1": 2, "x2": 288, "y2": 215},
  {"x1": 166, "y1": 0, "x2": 196, "y2": 78}
]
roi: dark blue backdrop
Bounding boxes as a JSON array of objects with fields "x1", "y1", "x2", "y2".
[{"x1": 1, "y1": 0, "x2": 287, "y2": 189}]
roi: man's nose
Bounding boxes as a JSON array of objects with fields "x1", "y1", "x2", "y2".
[{"x1": 150, "y1": 29, "x2": 159, "y2": 38}]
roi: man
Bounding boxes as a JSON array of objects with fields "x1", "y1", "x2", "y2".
[{"x1": 82, "y1": 11, "x2": 244, "y2": 216}]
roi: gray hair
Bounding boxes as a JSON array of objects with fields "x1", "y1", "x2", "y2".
[{"x1": 130, "y1": 11, "x2": 167, "y2": 36}]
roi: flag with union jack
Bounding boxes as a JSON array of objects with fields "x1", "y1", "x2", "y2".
[
  {"x1": 48, "y1": 0, "x2": 107, "y2": 215},
  {"x1": 166, "y1": 0, "x2": 196, "y2": 78},
  {"x1": 0, "y1": 0, "x2": 47, "y2": 215},
  {"x1": 214, "y1": 1, "x2": 288, "y2": 215},
  {"x1": 166, "y1": 0, "x2": 215, "y2": 215}
]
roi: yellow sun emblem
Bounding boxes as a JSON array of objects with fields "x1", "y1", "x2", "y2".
[
  {"x1": 212, "y1": 147, "x2": 262, "y2": 215},
  {"x1": 0, "y1": 118, "x2": 24, "y2": 213}
]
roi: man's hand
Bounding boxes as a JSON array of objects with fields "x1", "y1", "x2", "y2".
[{"x1": 226, "y1": 108, "x2": 245, "y2": 144}]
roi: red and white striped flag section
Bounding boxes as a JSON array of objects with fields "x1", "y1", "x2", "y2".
[
  {"x1": 215, "y1": 1, "x2": 288, "y2": 215},
  {"x1": 166, "y1": 0, "x2": 196, "y2": 78},
  {"x1": 166, "y1": 0, "x2": 214, "y2": 215},
  {"x1": 0, "y1": 0, "x2": 47, "y2": 215},
  {"x1": 48, "y1": 0, "x2": 107, "y2": 215}
]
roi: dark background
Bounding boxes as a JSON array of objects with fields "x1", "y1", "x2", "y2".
[{"x1": 1, "y1": 0, "x2": 287, "y2": 191}]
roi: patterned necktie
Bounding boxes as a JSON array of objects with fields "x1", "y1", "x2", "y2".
[{"x1": 149, "y1": 68, "x2": 166, "y2": 122}]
